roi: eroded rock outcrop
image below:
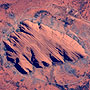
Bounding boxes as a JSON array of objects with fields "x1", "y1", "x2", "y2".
[{"x1": 3, "y1": 20, "x2": 87, "y2": 74}]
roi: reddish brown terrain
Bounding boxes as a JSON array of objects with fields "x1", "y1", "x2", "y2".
[{"x1": 0, "y1": 0, "x2": 90, "y2": 90}]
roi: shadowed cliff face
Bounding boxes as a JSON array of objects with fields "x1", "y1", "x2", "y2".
[{"x1": 3, "y1": 20, "x2": 87, "y2": 74}]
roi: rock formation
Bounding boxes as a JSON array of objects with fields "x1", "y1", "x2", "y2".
[{"x1": 3, "y1": 20, "x2": 87, "y2": 74}]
